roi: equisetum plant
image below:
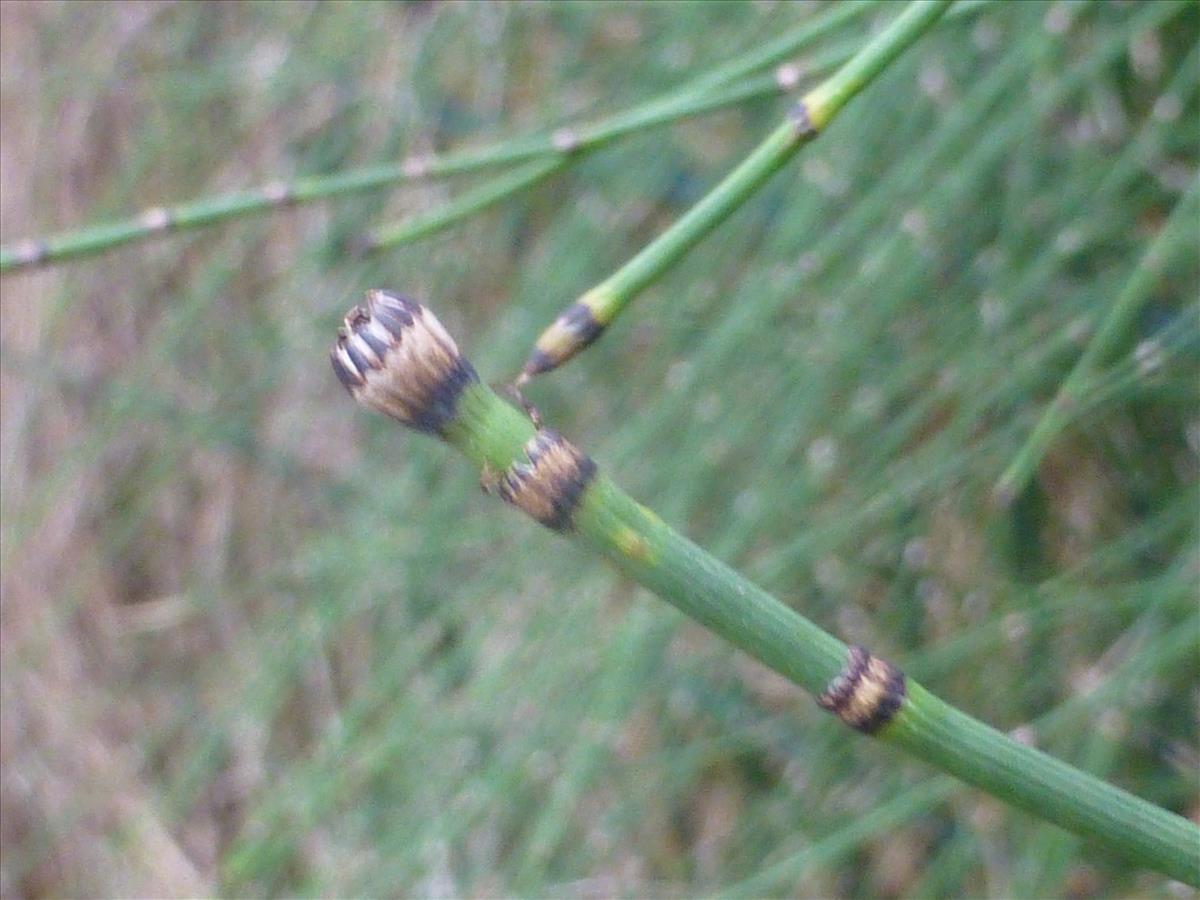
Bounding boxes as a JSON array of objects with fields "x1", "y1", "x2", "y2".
[
  {"x1": 0, "y1": 1, "x2": 1004, "y2": 274},
  {"x1": 331, "y1": 290, "x2": 1200, "y2": 886},
  {"x1": 7, "y1": 0, "x2": 1191, "y2": 888},
  {"x1": 519, "y1": 0, "x2": 952, "y2": 381},
  {"x1": 0, "y1": 2, "x2": 888, "y2": 272}
]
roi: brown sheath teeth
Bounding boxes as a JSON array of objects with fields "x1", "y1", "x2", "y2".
[
  {"x1": 499, "y1": 429, "x2": 597, "y2": 531},
  {"x1": 817, "y1": 645, "x2": 906, "y2": 734},
  {"x1": 330, "y1": 290, "x2": 478, "y2": 436},
  {"x1": 521, "y1": 303, "x2": 605, "y2": 379}
]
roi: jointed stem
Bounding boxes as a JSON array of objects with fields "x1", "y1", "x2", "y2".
[
  {"x1": 355, "y1": 37, "x2": 877, "y2": 255},
  {"x1": 330, "y1": 291, "x2": 1199, "y2": 884},
  {"x1": 443, "y1": 376, "x2": 1200, "y2": 883},
  {"x1": 445, "y1": 377, "x2": 1198, "y2": 885},
  {"x1": 519, "y1": 0, "x2": 953, "y2": 381},
  {"x1": 0, "y1": 2, "x2": 880, "y2": 273},
  {"x1": 349, "y1": 3, "x2": 1000, "y2": 258},
  {"x1": 994, "y1": 177, "x2": 1200, "y2": 506},
  {"x1": 726, "y1": 614, "x2": 1198, "y2": 896},
  {"x1": 355, "y1": 67, "x2": 811, "y2": 254},
  {"x1": 677, "y1": 0, "x2": 883, "y2": 96}
]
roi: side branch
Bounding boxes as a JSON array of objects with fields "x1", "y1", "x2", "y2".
[
  {"x1": 519, "y1": 0, "x2": 953, "y2": 381},
  {"x1": 1, "y1": 3, "x2": 880, "y2": 273}
]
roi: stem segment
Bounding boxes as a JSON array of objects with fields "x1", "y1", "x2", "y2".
[
  {"x1": 331, "y1": 292, "x2": 1200, "y2": 885},
  {"x1": 520, "y1": 0, "x2": 953, "y2": 381},
  {"x1": 1, "y1": 3, "x2": 879, "y2": 273},
  {"x1": 455, "y1": 381, "x2": 1199, "y2": 885}
]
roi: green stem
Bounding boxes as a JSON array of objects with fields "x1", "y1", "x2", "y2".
[
  {"x1": 891, "y1": 684, "x2": 1196, "y2": 884},
  {"x1": 0, "y1": 3, "x2": 878, "y2": 273},
  {"x1": 358, "y1": 30, "x2": 907, "y2": 254},
  {"x1": 993, "y1": 177, "x2": 1200, "y2": 506},
  {"x1": 361, "y1": 157, "x2": 569, "y2": 252},
  {"x1": 725, "y1": 616, "x2": 1197, "y2": 896},
  {"x1": 436, "y1": 378, "x2": 1199, "y2": 885},
  {"x1": 353, "y1": 65, "x2": 817, "y2": 254},
  {"x1": 520, "y1": 0, "x2": 953, "y2": 380}
]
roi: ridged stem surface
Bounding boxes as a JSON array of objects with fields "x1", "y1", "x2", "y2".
[
  {"x1": 522, "y1": 0, "x2": 953, "y2": 378},
  {"x1": 439, "y1": 378, "x2": 1200, "y2": 886}
]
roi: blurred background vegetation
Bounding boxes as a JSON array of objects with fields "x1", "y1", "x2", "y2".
[{"x1": 1, "y1": 1, "x2": 1196, "y2": 896}]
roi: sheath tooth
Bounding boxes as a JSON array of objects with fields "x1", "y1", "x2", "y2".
[
  {"x1": 498, "y1": 429, "x2": 597, "y2": 531},
  {"x1": 331, "y1": 291, "x2": 479, "y2": 436}
]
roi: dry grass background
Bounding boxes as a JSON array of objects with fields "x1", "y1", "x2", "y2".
[{"x1": 1, "y1": 2, "x2": 1197, "y2": 897}]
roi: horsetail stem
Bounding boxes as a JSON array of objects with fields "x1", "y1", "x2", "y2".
[
  {"x1": 354, "y1": 59, "x2": 833, "y2": 255},
  {"x1": 1, "y1": 4, "x2": 886, "y2": 274},
  {"x1": 0, "y1": 70, "x2": 802, "y2": 274},
  {"x1": 332, "y1": 293, "x2": 1200, "y2": 886},
  {"x1": 519, "y1": 0, "x2": 952, "y2": 382},
  {"x1": 994, "y1": 177, "x2": 1200, "y2": 507}
]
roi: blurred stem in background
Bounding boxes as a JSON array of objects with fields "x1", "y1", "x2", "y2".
[
  {"x1": 519, "y1": 0, "x2": 952, "y2": 381},
  {"x1": 351, "y1": 2, "x2": 997, "y2": 258},
  {"x1": 0, "y1": 2, "x2": 1011, "y2": 275},
  {"x1": 356, "y1": 156, "x2": 570, "y2": 254},
  {"x1": 0, "y1": 1, "x2": 881, "y2": 273},
  {"x1": 994, "y1": 176, "x2": 1200, "y2": 506}
]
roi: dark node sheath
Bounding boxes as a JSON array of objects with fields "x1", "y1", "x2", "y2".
[
  {"x1": 407, "y1": 355, "x2": 479, "y2": 436},
  {"x1": 499, "y1": 429, "x2": 598, "y2": 532},
  {"x1": 331, "y1": 290, "x2": 479, "y2": 437},
  {"x1": 559, "y1": 302, "x2": 605, "y2": 348},
  {"x1": 817, "y1": 645, "x2": 906, "y2": 734},
  {"x1": 522, "y1": 348, "x2": 556, "y2": 380}
]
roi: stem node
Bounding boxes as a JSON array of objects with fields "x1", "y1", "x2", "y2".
[{"x1": 817, "y1": 645, "x2": 907, "y2": 734}]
